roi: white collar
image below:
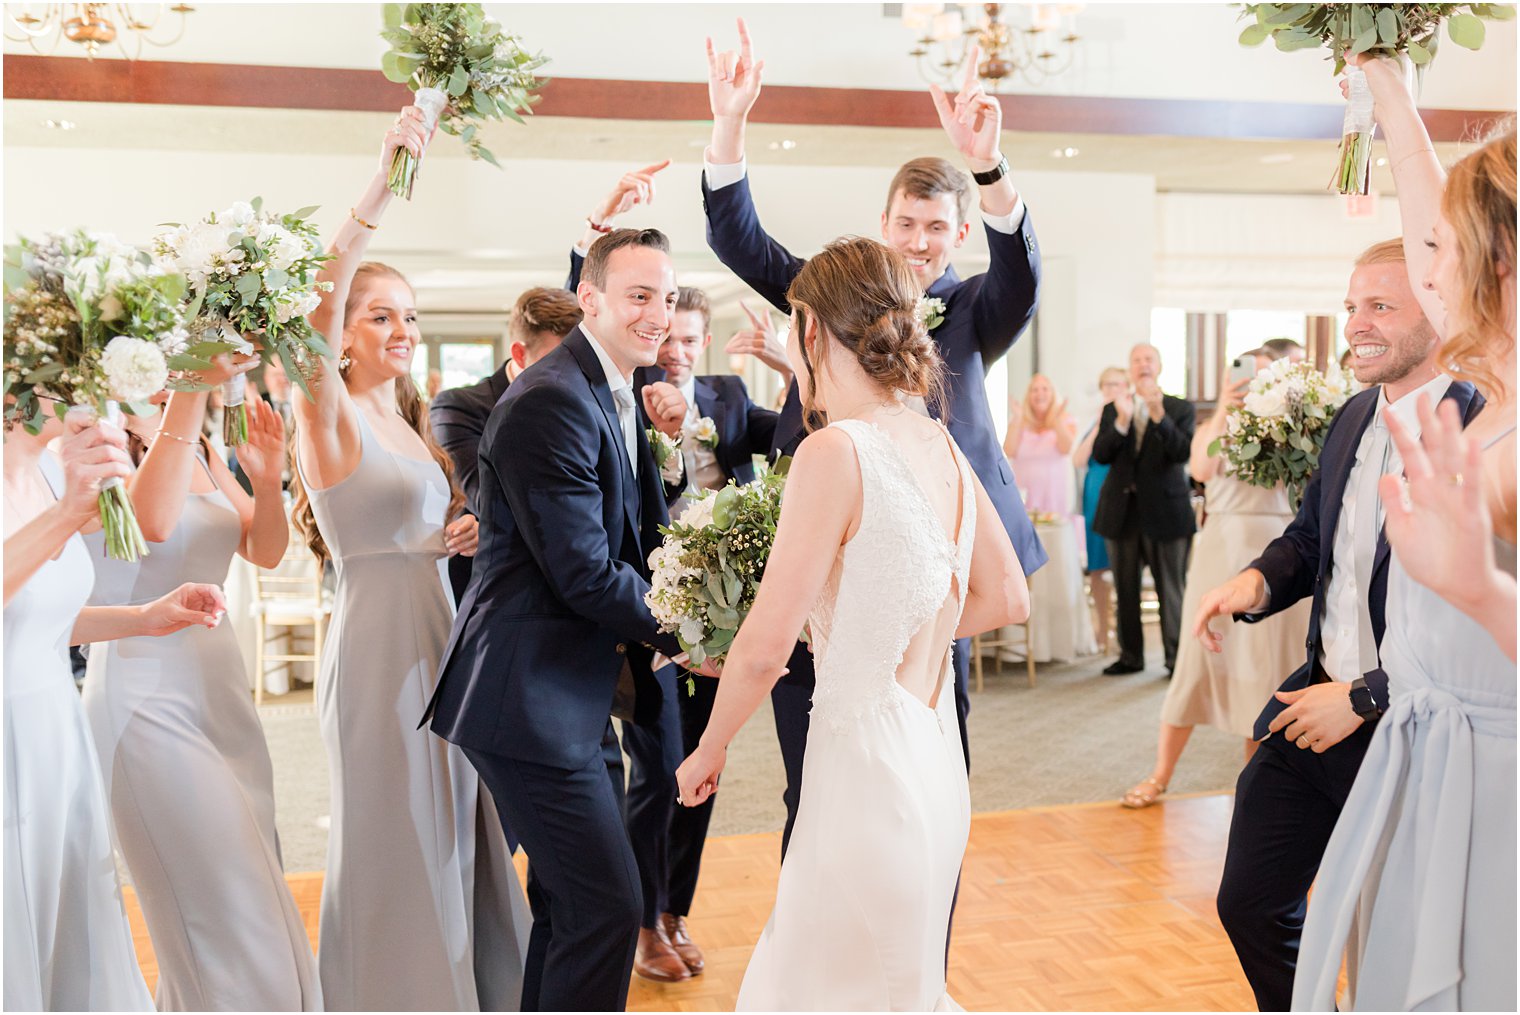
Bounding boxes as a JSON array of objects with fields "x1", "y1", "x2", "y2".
[
  {"x1": 677, "y1": 375, "x2": 697, "y2": 406},
  {"x1": 582, "y1": 329, "x2": 632, "y2": 400},
  {"x1": 1377, "y1": 372, "x2": 1452, "y2": 432}
]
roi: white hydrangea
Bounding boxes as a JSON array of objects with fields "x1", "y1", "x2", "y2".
[
  {"x1": 223, "y1": 201, "x2": 257, "y2": 228},
  {"x1": 255, "y1": 221, "x2": 306, "y2": 272},
  {"x1": 100, "y1": 335, "x2": 168, "y2": 401},
  {"x1": 163, "y1": 220, "x2": 238, "y2": 287},
  {"x1": 1243, "y1": 385, "x2": 1288, "y2": 420},
  {"x1": 682, "y1": 492, "x2": 717, "y2": 530}
]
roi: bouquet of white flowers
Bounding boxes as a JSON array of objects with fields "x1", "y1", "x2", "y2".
[
  {"x1": 380, "y1": 3, "x2": 548, "y2": 199},
  {"x1": 4, "y1": 229, "x2": 193, "y2": 560},
  {"x1": 153, "y1": 198, "x2": 332, "y2": 446},
  {"x1": 1209, "y1": 358, "x2": 1356, "y2": 509},
  {"x1": 646, "y1": 461, "x2": 790, "y2": 691}
]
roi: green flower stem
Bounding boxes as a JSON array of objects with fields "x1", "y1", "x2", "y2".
[
  {"x1": 387, "y1": 148, "x2": 419, "y2": 200},
  {"x1": 1335, "y1": 131, "x2": 1374, "y2": 196},
  {"x1": 98, "y1": 480, "x2": 148, "y2": 562}
]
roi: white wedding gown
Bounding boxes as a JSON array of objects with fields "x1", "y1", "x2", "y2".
[{"x1": 738, "y1": 419, "x2": 973, "y2": 1012}]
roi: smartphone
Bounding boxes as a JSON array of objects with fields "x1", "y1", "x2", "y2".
[{"x1": 1229, "y1": 355, "x2": 1257, "y2": 387}]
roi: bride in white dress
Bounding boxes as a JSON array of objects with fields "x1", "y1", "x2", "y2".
[{"x1": 676, "y1": 237, "x2": 1029, "y2": 1011}]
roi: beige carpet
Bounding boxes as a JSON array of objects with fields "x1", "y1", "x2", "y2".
[{"x1": 259, "y1": 641, "x2": 1248, "y2": 874}]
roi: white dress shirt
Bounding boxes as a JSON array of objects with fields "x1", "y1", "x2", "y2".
[
  {"x1": 1317, "y1": 372, "x2": 1451, "y2": 681},
  {"x1": 702, "y1": 155, "x2": 1027, "y2": 235},
  {"x1": 583, "y1": 331, "x2": 638, "y2": 480}
]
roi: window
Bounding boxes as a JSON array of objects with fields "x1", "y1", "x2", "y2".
[
  {"x1": 1225, "y1": 310, "x2": 1307, "y2": 362},
  {"x1": 1150, "y1": 307, "x2": 1187, "y2": 396}
]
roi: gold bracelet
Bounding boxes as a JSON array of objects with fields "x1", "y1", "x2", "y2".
[
  {"x1": 1392, "y1": 147, "x2": 1437, "y2": 172},
  {"x1": 350, "y1": 207, "x2": 379, "y2": 231},
  {"x1": 153, "y1": 428, "x2": 200, "y2": 446}
]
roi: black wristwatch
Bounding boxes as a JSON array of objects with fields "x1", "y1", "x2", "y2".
[
  {"x1": 971, "y1": 155, "x2": 1009, "y2": 186},
  {"x1": 1349, "y1": 676, "x2": 1382, "y2": 722}
]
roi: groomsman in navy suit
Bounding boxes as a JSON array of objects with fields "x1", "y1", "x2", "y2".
[
  {"x1": 701, "y1": 20, "x2": 1044, "y2": 853},
  {"x1": 1193, "y1": 240, "x2": 1484, "y2": 1011},
  {"x1": 620, "y1": 286, "x2": 779, "y2": 982},
  {"x1": 425, "y1": 229, "x2": 696, "y2": 1012}
]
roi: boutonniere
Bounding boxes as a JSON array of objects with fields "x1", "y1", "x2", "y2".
[
  {"x1": 916, "y1": 295, "x2": 946, "y2": 332},
  {"x1": 685, "y1": 415, "x2": 720, "y2": 451},
  {"x1": 646, "y1": 427, "x2": 685, "y2": 485}
]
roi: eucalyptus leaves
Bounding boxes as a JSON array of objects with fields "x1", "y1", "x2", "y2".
[
  {"x1": 1237, "y1": 4, "x2": 1514, "y2": 194},
  {"x1": 380, "y1": 3, "x2": 548, "y2": 199}
]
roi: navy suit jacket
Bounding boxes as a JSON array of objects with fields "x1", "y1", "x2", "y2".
[
  {"x1": 633, "y1": 368, "x2": 779, "y2": 489},
  {"x1": 1243, "y1": 381, "x2": 1485, "y2": 739},
  {"x1": 425, "y1": 327, "x2": 681, "y2": 769},
  {"x1": 700, "y1": 171, "x2": 1047, "y2": 576}
]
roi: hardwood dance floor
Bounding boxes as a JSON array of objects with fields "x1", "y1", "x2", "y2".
[{"x1": 124, "y1": 792, "x2": 1256, "y2": 1011}]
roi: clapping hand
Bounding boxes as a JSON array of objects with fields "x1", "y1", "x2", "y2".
[
  {"x1": 57, "y1": 412, "x2": 134, "y2": 525},
  {"x1": 1379, "y1": 396, "x2": 1497, "y2": 613},
  {"x1": 1137, "y1": 381, "x2": 1165, "y2": 422},
  {"x1": 929, "y1": 44, "x2": 1003, "y2": 171},
  {"x1": 706, "y1": 18, "x2": 764, "y2": 122},
  {"x1": 675, "y1": 741, "x2": 726, "y2": 807},
  {"x1": 138, "y1": 582, "x2": 226, "y2": 636},
  {"x1": 592, "y1": 160, "x2": 672, "y2": 225},
  {"x1": 724, "y1": 300, "x2": 791, "y2": 378},
  {"x1": 233, "y1": 394, "x2": 287, "y2": 491},
  {"x1": 643, "y1": 381, "x2": 688, "y2": 438}
]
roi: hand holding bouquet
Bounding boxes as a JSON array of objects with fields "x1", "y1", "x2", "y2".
[
  {"x1": 646, "y1": 462, "x2": 789, "y2": 691},
  {"x1": 1237, "y1": 3, "x2": 1514, "y2": 194},
  {"x1": 153, "y1": 198, "x2": 332, "y2": 445},
  {"x1": 4, "y1": 229, "x2": 192, "y2": 559},
  {"x1": 1208, "y1": 358, "x2": 1355, "y2": 509},
  {"x1": 380, "y1": 3, "x2": 547, "y2": 199}
]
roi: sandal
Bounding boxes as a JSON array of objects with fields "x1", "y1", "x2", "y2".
[{"x1": 1121, "y1": 776, "x2": 1167, "y2": 809}]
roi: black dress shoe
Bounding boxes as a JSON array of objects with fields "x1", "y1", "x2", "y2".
[{"x1": 1103, "y1": 660, "x2": 1144, "y2": 676}]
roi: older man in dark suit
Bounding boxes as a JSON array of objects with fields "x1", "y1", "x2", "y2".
[
  {"x1": 429, "y1": 287, "x2": 581, "y2": 605},
  {"x1": 699, "y1": 22, "x2": 1044, "y2": 858},
  {"x1": 1091, "y1": 342, "x2": 1196, "y2": 677}
]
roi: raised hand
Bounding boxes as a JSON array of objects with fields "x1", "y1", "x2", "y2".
[
  {"x1": 233, "y1": 394, "x2": 287, "y2": 491},
  {"x1": 591, "y1": 160, "x2": 672, "y2": 225},
  {"x1": 724, "y1": 300, "x2": 791, "y2": 377},
  {"x1": 706, "y1": 18, "x2": 764, "y2": 123},
  {"x1": 57, "y1": 414, "x2": 134, "y2": 525},
  {"x1": 1113, "y1": 392, "x2": 1134, "y2": 430},
  {"x1": 928, "y1": 44, "x2": 1004, "y2": 170},
  {"x1": 643, "y1": 380, "x2": 688, "y2": 438},
  {"x1": 380, "y1": 105, "x2": 436, "y2": 176},
  {"x1": 188, "y1": 349, "x2": 259, "y2": 388}
]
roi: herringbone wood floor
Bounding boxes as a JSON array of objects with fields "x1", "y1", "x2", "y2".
[{"x1": 124, "y1": 792, "x2": 1256, "y2": 1011}]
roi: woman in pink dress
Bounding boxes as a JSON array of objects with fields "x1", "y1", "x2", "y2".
[{"x1": 1003, "y1": 373, "x2": 1077, "y2": 515}]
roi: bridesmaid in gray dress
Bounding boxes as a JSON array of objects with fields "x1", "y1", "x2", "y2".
[
  {"x1": 289, "y1": 106, "x2": 528, "y2": 1010},
  {"x1": 4, "y1": 413, "x2": 224, "y2": 1011},
  {"x1": 82, "y1": 379, "x2": 320, "y2": 1011},
  {"x1": 1292, "y1": 72, "x2": 1515, "y2": 1012}
]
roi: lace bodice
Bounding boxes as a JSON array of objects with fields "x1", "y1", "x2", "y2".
[{"x1": 810, "y1": 419, "x2": 975, "y2": 732}]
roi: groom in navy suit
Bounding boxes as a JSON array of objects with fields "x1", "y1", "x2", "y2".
[
  {"x1": 426, "y1": 228, "x2": 686, "y2": 1012},
  {"x1": 1193, "y1": 241, "x2": 1484, "y2": 1011},
  {"x1": 701, "y1": 21, "x2": 1044, "y2": 853}
]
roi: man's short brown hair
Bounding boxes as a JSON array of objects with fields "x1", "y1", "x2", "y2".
[
  {"x1": 509, "y1": 286, "x2": 582, "y2": 357},
  {"x1": 674, "y1": 286, "x2": 711, "y2": 333},
  {"x1": 884, "y1": 157, "x2": 975, "y2": 225},
  {"x1": 1355, "y1": 238, "x2": 1406, "y2": 267},
  {"x1": 582, "y1": 228, "x2": 671, "y2": 289}
]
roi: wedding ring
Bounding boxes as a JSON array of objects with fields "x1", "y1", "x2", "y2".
[{"x1": 1449, "y1": 473, "x2": 1465, "y2": 487}]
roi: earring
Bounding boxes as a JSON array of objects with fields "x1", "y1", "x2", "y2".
[{"x1": 338, "y1": 352, "x2": 352, "y2": 373}]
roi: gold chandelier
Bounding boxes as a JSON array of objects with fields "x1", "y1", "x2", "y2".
[
  {"x1": 5, "y1": 3, "x2": 195, "y2": 60},
  {"x1": 904, "y1": 3, "x2": 1083, "y2": 91}
]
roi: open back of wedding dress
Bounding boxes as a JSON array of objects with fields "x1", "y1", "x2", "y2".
[{"x1": 737, "y1": 418, "x2": 974, "y2": 1012}]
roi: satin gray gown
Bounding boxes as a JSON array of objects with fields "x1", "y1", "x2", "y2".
[
  {"x1": 3, "y1": 454, "x2": 152, "y2": 1012},
  {"x1": 1293, "y1": 519, "x2": 1517, "y2": 1007},
  {"x1": 83, "y1": 450, "x2": 320, "y2": 1011},
  {"x1": 299, "y1": 410, "x2": 528, "y2": 1011}
]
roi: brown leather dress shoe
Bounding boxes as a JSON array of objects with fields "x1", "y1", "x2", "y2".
[
  {"x1": 661, "y1": 912, "x2": 705, "y2": 974},
  {"x1": 634, "y1": 924, "x2": 691, "y2": 982}
]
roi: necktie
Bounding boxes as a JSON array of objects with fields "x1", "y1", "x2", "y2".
[
  {"x1": 1133, "y1": 396, "x2": 1149, "y2": 448},
  {"x1": 612, "y1": 386, "x2": 639, "y2": 480},
  {"x1": 1352, "y1": 409, "x2": 1391, "y2": 675}
]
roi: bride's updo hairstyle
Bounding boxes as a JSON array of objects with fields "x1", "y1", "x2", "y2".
[{"x1": 785, "y1": 236, "x2": 946, "y2": 432}]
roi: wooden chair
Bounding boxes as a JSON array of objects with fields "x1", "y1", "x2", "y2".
[
  {"x1": 252, "y1": 530, "x2": 328, "y2": 705},
  {"x1": 971, "y1": 612, "x2": 1037, "y2": 691}
]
